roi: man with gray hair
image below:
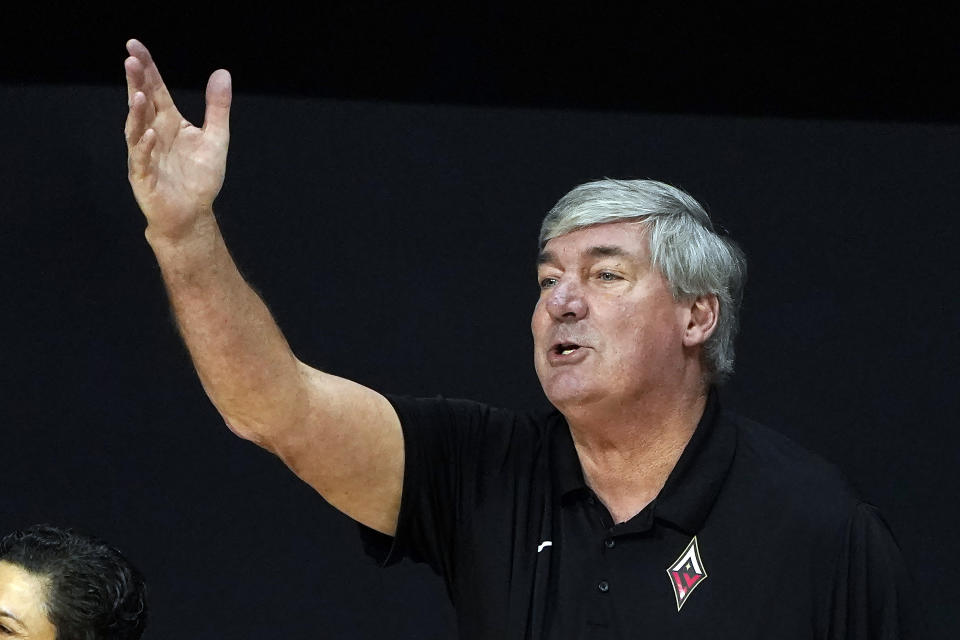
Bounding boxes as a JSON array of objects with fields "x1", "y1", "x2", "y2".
[
  {"x1": 539, "y1": 178, "x2": 746, "y2": 382},
  {"x1": 124, "y1": 39, "x2": 917, "y2": 639}
]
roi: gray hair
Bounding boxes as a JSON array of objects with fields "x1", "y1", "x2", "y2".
[{"x1": 539, "y1": 178, "x2": 747, "y2": 383}]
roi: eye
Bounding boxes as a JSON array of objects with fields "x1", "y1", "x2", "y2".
[
  {"x1": 539, "y1": 276, "x2": 558, "y2": 289},
  {"x1": 597, "y1": 271, "x2": 621, "y2": 281}
]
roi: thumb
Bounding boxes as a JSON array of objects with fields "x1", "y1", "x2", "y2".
[{"x1": 203, "y1": 69, "x2": 232, "y2": 142}]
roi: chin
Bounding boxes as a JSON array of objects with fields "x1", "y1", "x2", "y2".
[{"x1": 541, "y1": 377, "x2": 605, "y2": 414}]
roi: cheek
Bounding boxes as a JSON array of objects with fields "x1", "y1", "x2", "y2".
[
  {"x1": 530, "y1": 304, "x2": 548, "y2": 340},
  {"x1": 614, "y1": 311, "x2": 677, "y2": 357}
]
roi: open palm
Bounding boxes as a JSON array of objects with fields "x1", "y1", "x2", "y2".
[{"x1": 124, "y1": 39, "x2": 231, "y2": 241}]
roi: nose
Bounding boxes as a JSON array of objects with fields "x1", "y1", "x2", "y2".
[{"x1": 545, "y1": 279, "x2": 587, "y2": 321}]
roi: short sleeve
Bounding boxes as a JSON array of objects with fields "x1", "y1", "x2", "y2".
[
  {"x1": 358, "y1": 395, "x2": 525, "y2": 582},
  {"x1": 827, "y1": 503, "x2": 926, "y2": 639}
]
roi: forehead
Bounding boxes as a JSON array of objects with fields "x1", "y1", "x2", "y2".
[
  {"x1": 539, "y1": 221, "x2": 649, "y2": 264},
  {"x1": 0, "y1": 560, "x2": 48, "y2": 618}
]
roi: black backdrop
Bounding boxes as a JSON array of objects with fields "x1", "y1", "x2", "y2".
[{"x1": 1, "y1": 81, "x2": 957, "y2": 637}]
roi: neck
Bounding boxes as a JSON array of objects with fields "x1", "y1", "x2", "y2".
[{"x1": 564, "y1": 384, "x2": 709, "y2": 524}]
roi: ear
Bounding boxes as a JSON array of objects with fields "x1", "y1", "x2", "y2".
[{"x1": 683, "y1": 294, "x2": 719, "y2": 347}]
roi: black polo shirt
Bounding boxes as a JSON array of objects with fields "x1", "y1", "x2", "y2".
[{"x1": 362, "y1": 392, "x2": 920, "y2": 639}]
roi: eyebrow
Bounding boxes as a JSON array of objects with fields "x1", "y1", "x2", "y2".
[
  {"x1": 535, "y1": 250, "x2": 556, "y2": 266},
  {"x1": 587, "y1": 245, "x2": 629, "y2": 258},
  {"x1": 0, "y1": 607, "x2": 24, "y2": 626},
  {"x1": 536, "y1": 245, "x2": 630, "y2": 266}
]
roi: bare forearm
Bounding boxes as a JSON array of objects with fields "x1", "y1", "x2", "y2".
[
  {"x1": 125, "y1": 41, "x2": 404, "y2": 532},
  {"x1": 148, "y1": 210, "x2": 305, "y2": 447}
]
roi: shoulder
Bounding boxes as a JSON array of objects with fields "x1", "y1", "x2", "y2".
[
  {"x1": 720, "y1": 409, "x2": 861, "y2": 533},
  {"x1": 386, "y1": 394, "x2": 552, "y2": 434},
  {"x1": 708, "y1": 410, "x2": 921, "y2": 636},
  {"x1": 385, "y1": 394, "x2": 555, "y2": 465}
]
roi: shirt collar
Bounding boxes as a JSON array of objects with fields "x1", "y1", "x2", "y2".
[
  {"x1": 550, "y1": 388, "x2": 737, "y2": 534},
  {"x1": 651, "y1": 389, "x2": 736, "y2": 533}
]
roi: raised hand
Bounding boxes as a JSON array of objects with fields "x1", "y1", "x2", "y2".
[{"x1": 124, "y1": 39, "x2": 232, "y2": 243}]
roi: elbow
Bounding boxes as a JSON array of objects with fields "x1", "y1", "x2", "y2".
[
  {"x1": 221, "y1": 416, "x2": 278, "y2": 452},
  {"x1": 220, "y1": 406, "x2": 306, "y2": 456},
  {"x1": 217, "y1": 361, "x2": 317, "y2": 453},
  {"x1": 223, "y1": 416, "x2": 262, "y2": 444}
]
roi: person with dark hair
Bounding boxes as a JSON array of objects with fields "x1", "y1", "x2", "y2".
[
  {"x1": 123, "y1": 39, "x2": 920, "y2": 638},
  {"x1": 0, "y1": 525, "x2": 147, "y2": 640}
]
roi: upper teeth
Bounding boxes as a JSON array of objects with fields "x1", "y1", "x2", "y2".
[{"x1": 561, "y1": 348, "x2": 575, "y2": 355}]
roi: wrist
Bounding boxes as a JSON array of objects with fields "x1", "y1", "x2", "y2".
[
  {"x1": 145, "y1": 207, "x2": 219, "y2": 253},
  {"x1": 145, "y1": 209, "x2": 228, "y2": 279}
]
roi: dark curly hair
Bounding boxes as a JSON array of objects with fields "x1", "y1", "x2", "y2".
[{"x1": 0, "y1": 525, "x2": 147, "y2": 640}]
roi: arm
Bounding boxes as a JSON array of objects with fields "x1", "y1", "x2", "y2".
[
  {"x1": 123, "y1": 39, "x2": 403, "y2": 535},
  {"x1": 826, "y1": 503, "x2": 925, "y2": 639}
]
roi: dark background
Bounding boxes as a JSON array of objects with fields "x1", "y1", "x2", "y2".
[{"x1": 1, "y1": 5, "x2": 957, "y2": 638}]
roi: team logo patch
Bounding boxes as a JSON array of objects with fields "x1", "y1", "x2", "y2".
[{"x1": 666, "y1": 536, "x2": 708, "y2": 611}]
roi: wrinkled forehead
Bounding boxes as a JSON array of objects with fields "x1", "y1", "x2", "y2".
[
  {"x1": 0, "y1": 561, "x2": 52, "y2": 624},
  {"x1": 536, "y1": 220, "x2": 651, "y2": 265},
  {"x1": 538, "y1": 203, "x2": 654, "y2": 247}
]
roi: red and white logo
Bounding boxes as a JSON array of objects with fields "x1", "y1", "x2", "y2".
[{"x1": 666, "y1": 536, "x2": 708, "y2": 611}]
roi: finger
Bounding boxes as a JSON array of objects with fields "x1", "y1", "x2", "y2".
[
  {"x1": 124, "y1": 55, "x2": 143, "y2": 106},
  {"x1": 124, "y1": 55, "x2": 162, "y2": 125},
  {"x1": 128, "y1": 128, "x2": 158, "y2": 180},
  {"x1": 202, "y1": 69, "x2": 232, "y2": 144},
  {"x1": 124, "y1": 91, "x2": 154, "y2": 150},
  {"x1": 125, "y1": 39, "x2": 176, "y2": 114}
]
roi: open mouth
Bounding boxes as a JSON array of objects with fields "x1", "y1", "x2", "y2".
[{"x1": 553, "y1": 343, "x2": 582, "y2": 356}]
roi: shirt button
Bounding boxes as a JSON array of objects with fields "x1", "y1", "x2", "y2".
[
  {"x1": 604, "y1": 538, "x2": 616, "y2": 549},
  {"x1": 597, "y1": 580, "x2": 610, "y2": 593}
]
